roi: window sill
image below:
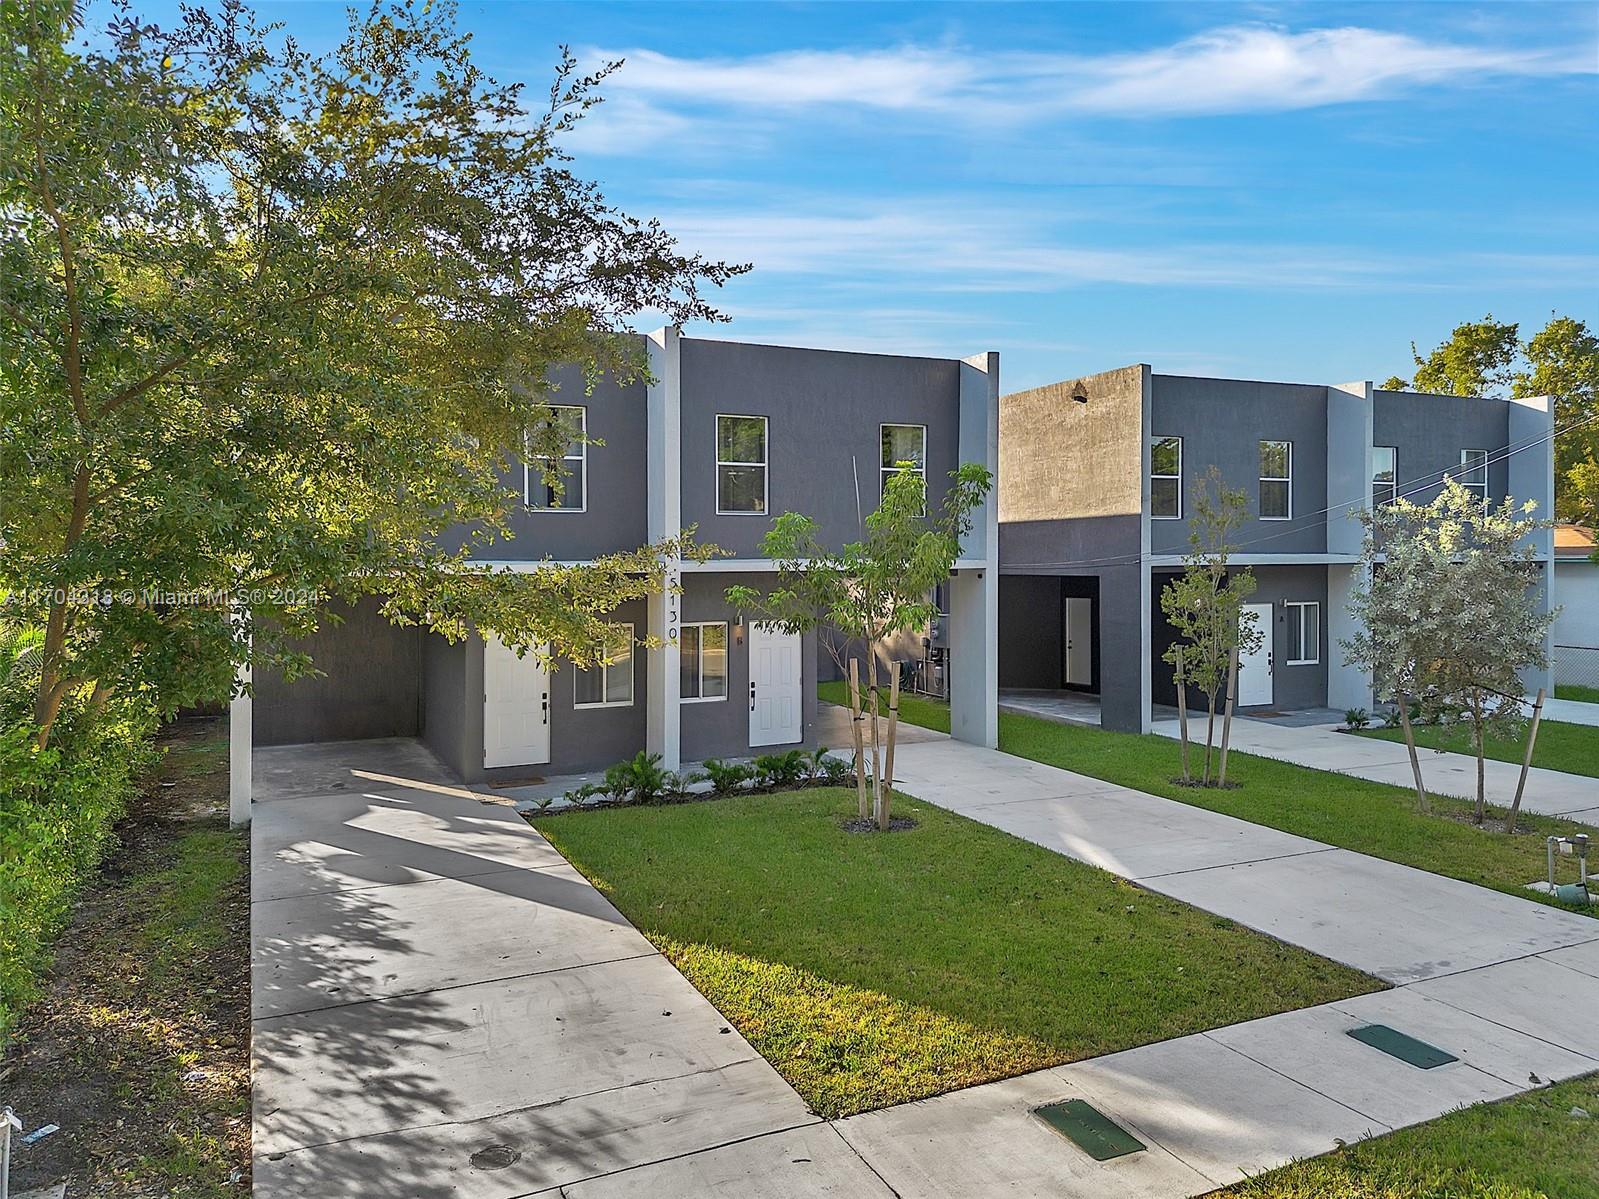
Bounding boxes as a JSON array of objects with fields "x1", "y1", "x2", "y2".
[
  {"x1": 680, "y1": 695, "x2": 729, "y2": 705},
  {"x1": 574, "y1": 700, "x2": 634, "y2": 710}
]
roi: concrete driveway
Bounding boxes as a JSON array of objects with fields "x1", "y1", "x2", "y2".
[{"x1": 250, "y1": 739, "x2": 890, "y2": 1197}]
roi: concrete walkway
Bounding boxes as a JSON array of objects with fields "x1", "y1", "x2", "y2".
[
  {"x1": 1152, "y1": 715, "x2": 1599, "y2": 826},
  {"x1": 250, "y1": 739, "x2": 891, "y2": 1198},
  {"x1": 826, "y1": 736, "x2": 1599, "y2": 1197},
  {"x1": 1545, "y1": 696, "x2": 1599, "y2": 727}
]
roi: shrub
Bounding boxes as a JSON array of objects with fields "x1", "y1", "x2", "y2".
[
  {"x1": 0, "y1": 704, "x2": 156, "y2": 1041},
  {"x1": 700, "y1": 758, "x2": 756, "y2": 795},
  {"x1": 754, "y1": 749, "x2": 810, "y2": 790},
  {"x1": 600, "y1": 751, "x2": 676, "y2": 804},
  {"x1": 559, "y1": 782, "x2": 604, "y2": 808},
  {"x1": 1343, "y1": 707, "x2": 1371, "y2": 730},
  {"x1": 1381, "y1": 707, "x2": 1403, "y2": 729}
]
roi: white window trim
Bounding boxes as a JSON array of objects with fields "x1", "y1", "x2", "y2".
[
  {"x1": 1284, "y1": 601, "x2": 1320, "y2": 665},
  {"x1": 1259, "y1": 439, "x2": 1293, "y2": 521},
  {"x1": 524, "y1": 405, "x2": 587, "y2": 513},
  {"x1": 1456, "y1": 448, "x2": 1489, "y2": 503},
  {"x1": 880, "y1": 422, "x2": 928, "y2": 501},
  {"x1": 1151, "y1": 436, "x2": 1183, "y2": 520},
  {"x1": 679, "y1": 621, "x2": 730, "y2": 704},
  {"x1": 573, "y1": 623, "x2": 634, "y2": 709},
  {"x1": 1372, "y1": 446, "x2": 1397, "y2": 507},
  {"x1": 715, "y1": 413, "x2": 769, "y2": 516}
]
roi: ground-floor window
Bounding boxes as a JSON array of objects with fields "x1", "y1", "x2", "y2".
[
  {"x1": 1284, "y1": 601, "x2": 1320, "y2": 665},
  {"x1": 575, "y1": 624, "x2": 634, "y2": 708},
  {"x1": 680, "y1": 622, "x2": 729, "y2": 701}
]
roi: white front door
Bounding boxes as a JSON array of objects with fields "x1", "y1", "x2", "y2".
[
  {"x1": 1237, "y1": 603, "x2": 1274, "y2": 707},
  {"x1": 1063, "y1": 597, "x2": 1093, "y2": 687},
  {"x1": 483, "y1": 635, "x2": 551, "y2": 768},
  {"x1": 748, "y1": 624, "x2": 803, "y2": 747}
]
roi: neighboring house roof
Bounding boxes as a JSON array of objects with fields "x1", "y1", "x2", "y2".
[{"x1": 1555, "y1": 522, "x2": 1596, "y2": 560}]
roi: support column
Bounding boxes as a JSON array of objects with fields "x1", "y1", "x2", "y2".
[
  {"x1": 646, "y1": 327, "x2": 683, "y2": 770},
  {"x1": 229, "y1": 612, "x2": 252, "y2": 827},
  {"x1": 1509, "y1": 393, "x2": 1557, "y2": 699},
  {"x1": 953, "y1": 351, "x2": 1000, "y2": 748},
  {"x1": 1326, "y1": 563, "x2": 1372, "y2": 712}
]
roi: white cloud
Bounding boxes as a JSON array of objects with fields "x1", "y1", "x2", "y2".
[{"x1": 577, "y1": 23, "x2": 1593, "y2": 137}]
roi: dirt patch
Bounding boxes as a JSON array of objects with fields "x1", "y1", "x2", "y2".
[
  {"x1": 0, "y1": 715, "x2": 250, "y2": 1198},
  {"x1": 1436, "y1": 809, "x2": 1539, "y2": 836},
  {"x1": 1168, "y1": 777, "x2": 1244, "y2": 790},
  {"x1": 839, "y1": 816, "x2": 920, "y2": 834}
]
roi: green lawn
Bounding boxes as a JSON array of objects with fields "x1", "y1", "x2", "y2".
[
  {"x1": 535, "y1": 787, "x2": 1377, "y2": 1118},
  {"x1": 1356, "y1": 718, "x2": 1599, "y2": 780},
  {"x1": 1556, "y1": 683, "x2": 1599, "y2": 704},
  {"x1": 818, "y1": 683, "x2": 1598, "y2": 919},
  {"x1": 1218, "y1": 1073, "x2": 1599, "y2": 1199}
]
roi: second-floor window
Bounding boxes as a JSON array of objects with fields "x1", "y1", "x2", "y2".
[
  {"x1": 717, "y1": 414, "x2": 767, "y2": 515},
  {"x1": 680, "y1": 622, "x2": 729, "y2": 702},
  {"x1": 1151, "y1": 436, "x2": 1182, "y2": 519},
  {"x1": 881, "y1": 423, "x2": 927, "y2": 512},
  {"x1": 525, "y1": 406, "x2": 586, "y2": 511},
  {"x1": 1259, "y1": 440, "x2": 1292, "y2": 520},
  {"x1": 1372, "y1": 446, "x2": 1397, "y2": 507},
  {"x1": 574, "y1": 625, "x2": 633, "y2": 708},
  {"x1": 1456, "y1": 448, "x2": 1488, "y2": 504},
  {"x1": 1284, "y1": 601, "x2": 1320, "y2": 665}
]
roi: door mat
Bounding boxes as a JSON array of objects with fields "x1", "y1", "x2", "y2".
[
  {"x1": 1347, "y1": 1023, "x2": 1458, "y2": 1069},
  {"x1": 1033, "y1": 1100, "x2": 1145, "y2": 1160}
]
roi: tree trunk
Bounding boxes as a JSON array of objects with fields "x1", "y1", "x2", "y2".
[
  {"x1": 1218, "y1": 646, "x2": 1239, "y2": 787},
  {"x1": 1174, "y1": 651, "x2": 1191, "y2": 783},
  {"x1": 866, "y1": 649, "x2": 884, "y2": 828},
  {"x1": 847, "y1": 658, "x2": 868, "y2": 820},
  {"x1": 1506, "y1": 687, "x2": 1544, "y2": 835},
  {"x1": 1471, "y1": 690, "x2": 1486, "y2": 824},
  {"x1": 1202, "y1": 691, "x2": 1217, "y2": 786},
  {"x1": 880, "y1": 665, "x2": 901, "y2": 831},
  {"x1": 1396, "y1": 692, "x2": 1429, "y2": 813}
]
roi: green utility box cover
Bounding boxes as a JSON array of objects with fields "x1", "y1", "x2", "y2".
[
  {"x1": 1033, "y1": 1099, "x2": 1146, "y2": 1161},
  {"x1": 1347, "y1": 1024, "x2": 1458, "y2": 1069}
]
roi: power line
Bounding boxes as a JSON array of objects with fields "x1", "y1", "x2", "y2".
[{"x1": 1002, "y1": 409, "x2": 1594, "y2": 573}]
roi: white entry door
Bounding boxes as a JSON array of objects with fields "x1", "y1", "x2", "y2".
[
  {"x1": 748, "y1": 624, "x2": 803, "y2": 747},
  {"x1": 483, "y1": 635, "x2": 551, "y2": 769},
  {"x1": 1063, "y1": 597, "x2": 1093, "y2": 687},
  {"x1": 1237, "y1": 603, "x2": 1274, "y2": 707}
]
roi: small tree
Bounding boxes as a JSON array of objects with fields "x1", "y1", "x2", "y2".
[
  {"x1": 1160, "y1": 469, "x2": 1262, "y2": 785},
  {"x1": 727, "y1": 463, "x2": 991, "y2": 830},
  {"x1": 1345, "y1": 478, "x2": 1555, "y2": 825}
]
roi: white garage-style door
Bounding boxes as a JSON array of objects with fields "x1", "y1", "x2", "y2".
[
  {"x1": 483, "y1": 635, "x2": 551, "y2": 769},
  {"x1": 748, "y1": 624, "x2": 803, "y2": 747}
]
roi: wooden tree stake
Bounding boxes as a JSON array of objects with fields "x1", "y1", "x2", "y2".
[
  {"x1": 881, "y1": 665, "x2": 901, "y2": 830},
  {"x1": 1506, "y1": 687, "x2": 1545, "y2": 833},
  {"x1": 847, "y1": 658, "x2": 868, "y2": 820}
]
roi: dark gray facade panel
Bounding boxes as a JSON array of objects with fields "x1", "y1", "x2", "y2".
[
  {"x1": 1150, "y1": 564, "x2": 1329, "y2": 712},
  {"x1": 1372, "y1": 391, "x2": 1510, "y2": 506},
  {"x1": 442, "y1": 355, "x2": 651, "y2": 563},
  {"x1": 680, "y1": 339, "x2": 961, "y2": 558},
  {"x1": 525, "y1": 596, "x2": 650, "y2": 780},
  {"x1": 254, "y1": 598, "x2": 422, "y2": 746},
  {"x1": 681, "y1": 573, "x2": 819, "y2": 762},
  {"x1": 1149, "y1": 376, "x2": 1330, "y2": 556},
  {"x1": 998, "y1": 576, "x2": 1064, "y2": 689},
  {"x1": 421, "y1": 634, "x2": 472, "y2": 781}
]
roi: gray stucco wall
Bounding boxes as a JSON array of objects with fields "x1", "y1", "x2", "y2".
[
  {"x1": 254, "y1": 598, "x2": 422, "y2": 745},
  {"x1": 421, "y1": 634, "x2": 474, "y2": 781},
  {"x1": 1000, "y1": 516, "x2": 1143, "y2": 732},
  {"x1": 441, "y1": 352, "x2": 650, "y2": 563},
  {"x1": 1372, "y1": 390, "x2": 1510, "y2": 506},
  {"x1": 1150, "y1": 376, "x2": 1330, "y2": 556},
  {"x1": 680, "y1": 339, "x2": 961, "y2": 558},
  {"x1": 1150, "y1": 564, "x2": 1329, "y2": 711},
  {"x1": 998, "y1": 575, "x2": 1064, "y2": 689},
  {"x1": 680, "y1": 572, "x2": 819, "y2": 762}
]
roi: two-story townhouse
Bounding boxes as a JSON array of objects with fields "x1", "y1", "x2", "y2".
[
  {"x1": 240, "y1": 329, "x2": 999, "y2": 785},
  {"x1": 997, "y1": 365, "x2": 1555, "y2": 733}
]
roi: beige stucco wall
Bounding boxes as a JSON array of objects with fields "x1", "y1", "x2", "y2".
[{"x1": 998, "y1": 364, "x2": 1148, "y2": 523}]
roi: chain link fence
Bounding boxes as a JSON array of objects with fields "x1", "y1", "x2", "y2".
[{"x1": 1553, "y1": 644, "x2": 1599, "y2": 691}]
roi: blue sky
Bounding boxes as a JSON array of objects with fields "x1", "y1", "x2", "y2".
[{"x1": 160, "y1": 1, "x2": 1599, "y2": 390}]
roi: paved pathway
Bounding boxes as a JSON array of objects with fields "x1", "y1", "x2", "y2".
[
  {"x1": 1545, "y1": 696, "x2": 1599, "y2": 727},
  {"x1": 252, "y1": 731, "x2": 1599, "y2": 1198},
  {"x1": 1152, "y1": 714, "x2": 1599, "y2": 826},
  {"x1": 250, "y1": 739, "x2": 890, "y2": 1197},
  {"x1": 827, "y1": 736, "x2": 1599, "y2": 1198}
]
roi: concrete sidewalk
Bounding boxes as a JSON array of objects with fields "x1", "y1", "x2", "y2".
[
  {"x1": 250, "y1": 739, "x2": 890, "y2": 1198},
  {"x1": 831, "y1": 737, "x2": 1599, "y2": 1197},
  {"x1": 1152, "y1": 714, "x2": 1599, "y2": 826}
]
